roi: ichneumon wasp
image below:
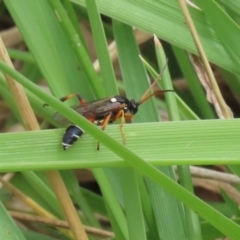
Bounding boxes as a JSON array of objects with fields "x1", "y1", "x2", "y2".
[{"x1": 52, "y1": 62, "x2": 174, "y2": 150}]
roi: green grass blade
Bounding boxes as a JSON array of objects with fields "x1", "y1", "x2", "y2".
[
  {"x1": 113, "y1": 21, "x2": 154, "y2": 240},
  {"x1": 62, "y1": 0, "x2": 88, "y2": 52},
  {"x1": 86, "y1": 0, "x2": 118, "y2": 96},
  {"x1": 220, "y1": 189, "x2": 240, "y2": 217},
  {"x1": 4, "y1": 0, "x2": 94, "y2": 99},
  {"x1": 7, "y1": 49, "x2": 35, "y2": 64},
  {"x1": 20, "y1": 172, "x2": 63, "y2": 218},
  {"x1": 80, "y1": 188, "x2": 107, "y2": 216},
  {"x1": 0, "y1": 201, "x2": 26, "y2": 240},
  {"x1": 114, "y1": 22, "x2": 187, "y2": 239},
  {"x1": 140, "y1": 56, "x2": 200, "y2": 120},
  {"x1": 155, "y1": 40, "x2": 202, "y2": 240},
  {"x1": 48, "y1": 0, "x2": 105, "y2": 98},
  {"x1": 195, "y1": 0, "x2": 240, "y2": 70},
  {"x1": 93, "y1": 169, "x2": 129, "y2": 239},
  {"x1": 136, "y1": 175, "x2": 159, "y2": 240},
  {"x1": 155, "y1": 38, "x2": 180, "y2": 120},
  {"x1": 60, "y1": 170, "x2": 100, "y2": 227},
  {"x1": 1, "y1": 61, "x2": 240, "y2": 239},
  {"x1": 119, "y1": 168, "x2": 147, "y2": 240},
  {"x1": 73, "y1": 0, "x2": 238, "y2": 74},
  {"x1": 172, "y1": 46, "x2": 215, "y2": 119},
  {"x1": 2, "y1": 120, "x2": 240, "y2": 168},
  {"x1": 21, "y1": 229, "x2": 57, "y2": 240},
  {"x1": 113, "y1": 21, "x2": 159, "y2": 121}
]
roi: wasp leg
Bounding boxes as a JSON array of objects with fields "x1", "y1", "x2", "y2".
[
  {"x1": 43, "y1": 93, "x2": 85, "y2": 107},
  {"x1": 97, "y1": 113, "x2": 112, "y2": 150},
  {"x1": 113, "y1": 110, "x2": 126, "y2": 145},
  {"x1": 59, "y1": 93, "x2": 85, "y2": 105}
]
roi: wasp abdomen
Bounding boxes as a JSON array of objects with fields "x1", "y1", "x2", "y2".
[{"x1": 62, "y1": 125, "x2": 84, "y2": 150}]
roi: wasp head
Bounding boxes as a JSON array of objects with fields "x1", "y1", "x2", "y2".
[{"x1": 128, "y1": 99, "x2": 139, "y2": 115}]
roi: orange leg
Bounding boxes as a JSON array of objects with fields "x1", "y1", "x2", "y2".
[
  {"x1": 59, "y1": 93, "x2": 85, "y2": 105},
  {"x1": 44, "y1": 93, "x2": 85, "y2": 107},
  {"x1": 97, "y1": 113, "x2": 112, "y2": 150},
  {"x1": 113, "y1": 110, "x2": 126, "y2": 145}
]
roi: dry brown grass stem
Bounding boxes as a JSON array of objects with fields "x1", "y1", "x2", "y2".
[
  {"x1": 10, "y1": 211, "x2": 114, "y2": 239},
  {"x1": 177, "y1": 0, "x2": 232, "y2": 118},
  {"x1": 0, "y1": 36, "x2": 88, "y2": 240}
]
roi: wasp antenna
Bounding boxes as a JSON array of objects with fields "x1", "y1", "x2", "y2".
[
  {"x1": 138, "y1": 89, "x2": 174, "y2": 105},
  {"x1": 139, "y1": 59, "x2": 169, "y2": 103}
]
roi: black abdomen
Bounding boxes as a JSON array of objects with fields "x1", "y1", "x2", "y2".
[{"x1": 62, "y1": 125, "x2": 84, "y2": 150}]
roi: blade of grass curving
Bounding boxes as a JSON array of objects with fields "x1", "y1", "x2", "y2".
[
  {"x1": 0, "y1": 201, "x2": 26, "y2": 240},
  {"x1": 47, "y1": 0, "x2": 105, "y2": 98},
  {"x1": 4, "y1": 0, "x2": 93, "y2": 99},
  {"x1": 73, "y1": 0, "x2": 238, "y2": 75},
  {"x1": 85, "y1": 0, "x2": 117, "y2": 96},
  {"x1": 62, "y1": 0, "x2": 88, "y2": 53},
  {"x1": 1, "y1": 62, "x2": 240, "y2": 239}
]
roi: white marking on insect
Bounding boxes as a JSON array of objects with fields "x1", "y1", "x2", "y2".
[
  {"x1": 72, "y1": 134, "x2": 80, "y2": 138},
  {"x1": 110, "y1": 97, "x2": 117, "y2": 103},
  {"x1": 75, "y1": 125, "x2": 84, "y2": 133},
  {"x1": 62, "y1": 143, "x2": 71, "y2": 147},
  {"x1": 94, "y1": 120, "x2": 103, "y2": 125}
]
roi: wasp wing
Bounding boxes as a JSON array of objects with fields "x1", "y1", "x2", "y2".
[{"x1": 53, "y1": 97, "x2": 123, "y2": 126}]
